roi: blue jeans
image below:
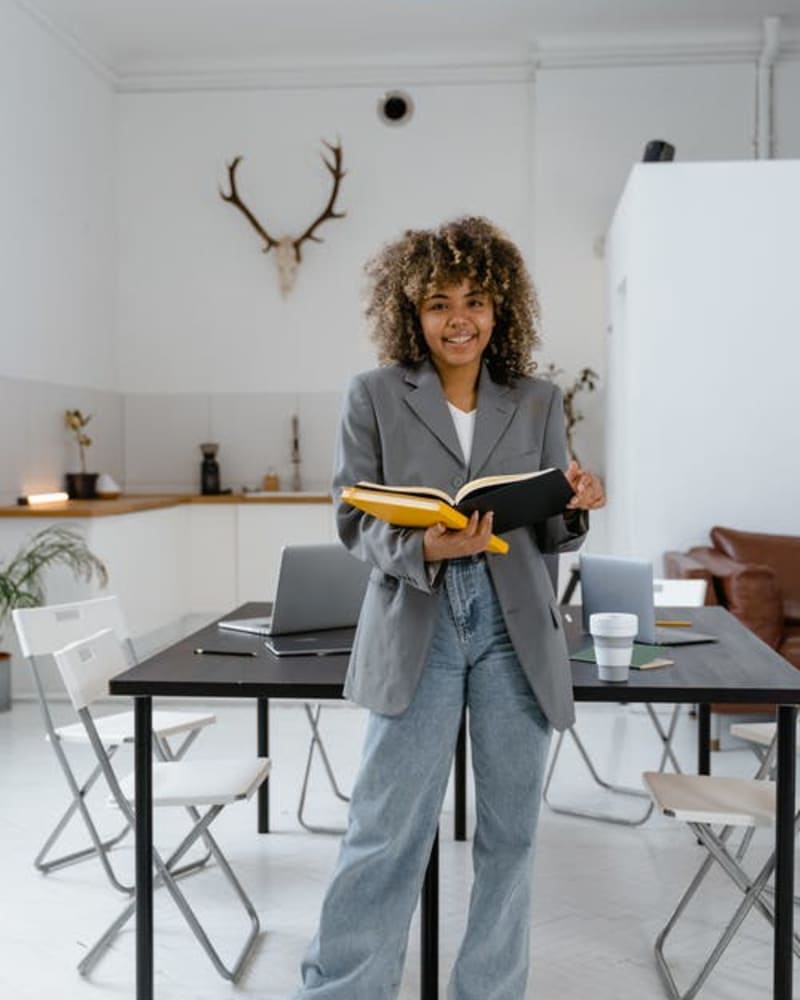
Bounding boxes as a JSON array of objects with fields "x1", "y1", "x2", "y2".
[{"x1": 293, "y1": 556, "x2": 552, "y2": 1000}]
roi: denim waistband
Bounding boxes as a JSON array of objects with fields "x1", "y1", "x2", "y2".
[{"x1": 447, "y1": 554, "x2": 486, "y2": 566}]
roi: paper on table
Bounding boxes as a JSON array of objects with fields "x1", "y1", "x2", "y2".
[{"x1": 570, "y1": 644, "x2": 673, "y2": 670}]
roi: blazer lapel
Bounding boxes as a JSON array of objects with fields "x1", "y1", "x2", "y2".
[
  {"x1": 403, "y1": 362, "x2": 465, "y2": 466},
  {"x1": 469, "y1": 365, "x2": 519, "y2": 478}
]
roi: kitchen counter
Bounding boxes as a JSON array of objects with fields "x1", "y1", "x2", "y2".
[{"x1": 0, "y1": 492, "x2": 332, "y2": 518}]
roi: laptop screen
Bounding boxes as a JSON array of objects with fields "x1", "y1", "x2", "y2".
[
  {"x1": 270, "y1": 543, "x2": 371, "y2": 635},
  {"x1": 579, "y1": 554, "x2": 657, "y2": 643}
]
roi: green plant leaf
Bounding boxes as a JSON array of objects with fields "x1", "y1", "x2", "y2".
[{"x1": 0, "y1": 526, "x2": 108, "y2": 633}]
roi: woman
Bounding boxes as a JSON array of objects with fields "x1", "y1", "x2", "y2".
[{"x1": 292, "y1": 217, "x2": 605, "y2": 999}]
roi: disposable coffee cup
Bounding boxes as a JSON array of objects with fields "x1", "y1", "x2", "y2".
[{"x1": 589, "y1": 612, "x2": 638, "y2": 682}]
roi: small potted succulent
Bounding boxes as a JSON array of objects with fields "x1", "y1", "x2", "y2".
[
  {"x1": 0, "y1": 524, "x2": 108, "y2": 710},
  {"x1": 64, "y1": 409, "x2": 99, "y2": 499}
]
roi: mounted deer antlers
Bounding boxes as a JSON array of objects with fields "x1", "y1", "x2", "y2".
[{"x1": 220, "y1": 140, "x2": 346, "y2": 296}]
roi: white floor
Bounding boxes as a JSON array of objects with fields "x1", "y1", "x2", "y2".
[{"x1": 0, "y1": 697, "x2": 791, "y2": 1000}]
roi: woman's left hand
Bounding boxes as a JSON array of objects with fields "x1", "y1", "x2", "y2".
[{"x1": 564, "y1": 460, "x2": 606, "y2": 510}]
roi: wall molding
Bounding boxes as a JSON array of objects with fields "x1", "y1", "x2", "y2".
[
  {"x1": 16, "y1": 0, "x2": 800, "y2": 95},
  {"x1": 115, "y1": 60, "x2": 535, "y2": 94},
  {"x1": 116, "y1": 37, "x2": 800, "y2": 92},
  {"x1": 533, "y1": 30, "x2": 800, "y2": 70}
]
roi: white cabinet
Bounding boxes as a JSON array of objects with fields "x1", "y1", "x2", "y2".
[
  {"x1": 183, "y1": 501, "x2": 336, "y2": 610},
  {"x1": 88, "y1": 507, "x2": 189, "y2": 638},
  {"x1": 1, "y1": 499, "x2": 334, "y2": 698},
  {"x1": 186, "y1": 504, "x2": 238, "y2": 614},
  {"x1": 236, "y1": 502, "x2": 336, "y2": 602},
  {"x1": 1, "y1": 506, "x2": 189, "y2": 697}
]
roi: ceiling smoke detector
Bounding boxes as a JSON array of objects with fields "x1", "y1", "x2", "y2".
[{"x1": 378, "y1": 90, "x2": 414, "y2": 126}]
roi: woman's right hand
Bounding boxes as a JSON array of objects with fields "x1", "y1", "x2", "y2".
[{"x1": 423, "y1": 511, "x2": 494, "y2": 562}]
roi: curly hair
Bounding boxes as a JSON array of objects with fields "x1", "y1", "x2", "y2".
[{"x1": 363, "y1": 216, "x2": 541, "y2": 385}]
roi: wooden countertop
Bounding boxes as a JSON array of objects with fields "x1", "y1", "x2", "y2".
[{"x1": 0, "y1": 492, "x2": 332, "y2": 518}]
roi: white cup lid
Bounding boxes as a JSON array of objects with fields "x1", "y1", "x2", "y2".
[{"x1": 589, "y1": 612, "x2": 638, "y2": 637}]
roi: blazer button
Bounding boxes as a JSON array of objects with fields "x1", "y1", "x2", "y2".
[{"x1": 452, "y1": 475, "x2": 464, "y2": 488}]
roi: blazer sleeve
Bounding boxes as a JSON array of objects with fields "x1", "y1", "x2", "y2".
[
  {"x1": 533, "y1": 384, "x2": 588, "y2": 553},
  {"x1": 332, "y1": 373, "x2": 437, "y2": 593}
]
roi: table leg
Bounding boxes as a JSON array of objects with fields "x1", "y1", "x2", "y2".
[
  {"x1": 134, "y1": 696, "x2": 153, "y2": 1000},
  {"x1": 257, "y1": 697, "x2": 270, "y2": 833},
  {"x1": 455, "y1": 712, "x2": 467, "y2": 842},
  {"x1": 421, "y1": 829, "x2": 439, "y2": 1000},
  {"x1": 774, "y1": 705, "x2": 796, "y2": 999},
  {"x1": 697, "y1": 703, "x2": 710, "y2": 775}
]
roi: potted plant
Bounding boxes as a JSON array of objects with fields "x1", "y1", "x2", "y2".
[
  {"x1": 64, "y1": 409, "x2": 99, "y2": 499},
  {"x1": 538, "y1": 364, "x2": 599, "y2": 464},
  {"x1": 0, "y1": 525, "x2": 108, "y2": 710}
]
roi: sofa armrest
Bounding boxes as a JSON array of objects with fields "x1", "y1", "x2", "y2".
[
  {"x1": 711, "y1": 525, "x2": 800, "y2": 626},
  {"x1": 688, "y1": 545, "x2": 783, "y2": 650},
  {"x1": 663, "y1": 551, "x2": 717, "y2": 604}
]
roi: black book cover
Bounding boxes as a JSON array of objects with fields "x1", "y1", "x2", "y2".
[{"x1": 455, "y1": 468, "x2": 574, "y2": 534}]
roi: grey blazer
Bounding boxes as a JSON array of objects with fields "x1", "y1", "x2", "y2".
[{"x1": 332, "y1": 360, "x2": 587, "y2": 731}]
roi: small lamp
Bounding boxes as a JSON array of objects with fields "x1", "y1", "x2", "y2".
[{"x1": 17, "y1": 491, "x2": 70, "y2": 506}]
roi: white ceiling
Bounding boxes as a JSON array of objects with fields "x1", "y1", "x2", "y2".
[{"x1": 18, "y1": 0, "x2": 800, "y2": 79}]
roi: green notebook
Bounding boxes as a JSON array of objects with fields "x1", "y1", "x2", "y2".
[{"x1": 570, "y1": 644, "x2": 673, "y2": 670}]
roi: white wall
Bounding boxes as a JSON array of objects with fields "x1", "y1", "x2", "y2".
[
  {"x1": 113, "y1": 57, "x2": 794, "y2": 494},
  {"x1": 3, "y1": 3, "x2": 800, "y2": 533},
  {"x1": 531, "y1": 61, "x2": 757, "y2": 472},
  {"x1": 115, "y1": 78, "x2": 533, "y2": 394},
  {"x1": 0, "y1": 3, "x2": 121, "y2": 505},
  {"x1": 0, "y1": 1, "x2": 117, "y2": 389},
  {"x1": 775, "y1": 60, "x2": 800, "y2": 157},
  {"x1": 605, "y1": 160, "x2": 800, "y2": 566}
]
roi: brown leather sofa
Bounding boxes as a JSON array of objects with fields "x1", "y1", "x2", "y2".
[{"x1": 664, "y1": 526, "x2": 800, "y2": 745}]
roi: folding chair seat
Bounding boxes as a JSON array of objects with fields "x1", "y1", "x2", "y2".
[
  {"x1": 543, "y1": 578, "x2": 707, "y2": 826},
  {"x1": 730, "y1": 720, "x2": 778, "y2": 775},
  {"x1": 13, "y1": 596, "x2": 216, "y2": 893},
  {"x1": 53, "y1": 628, "x2": 270, "y2": 982},
  {"x1": 642, "y1": 770, "x2": 800, "y2": 1000}
]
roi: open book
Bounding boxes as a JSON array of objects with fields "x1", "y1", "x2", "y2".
[{"x1": 340, "y1": 467, "x2": 574, "y2": 556}]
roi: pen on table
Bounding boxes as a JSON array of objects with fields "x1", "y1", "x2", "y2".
[
  {"x1": 194, "y1": 648, "x2": 258, "y2": 657},
  {"x1": 655, "y1": 620, "x2": 692, "y2": 627}
]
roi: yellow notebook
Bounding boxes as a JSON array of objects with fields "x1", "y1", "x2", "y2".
[{"x1": 340, "y1": 486, "x2": 510, "y2": 555}]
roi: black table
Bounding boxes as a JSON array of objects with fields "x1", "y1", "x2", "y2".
[{"x1": 111, "y1": 603, "x2": 800, "y2": 1000}]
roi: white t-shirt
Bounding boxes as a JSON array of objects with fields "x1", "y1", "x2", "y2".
[{"x1": 447, "y1": 402, "x2": 476, "y2": 465}]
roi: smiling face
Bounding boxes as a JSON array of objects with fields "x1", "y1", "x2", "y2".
[{"x1": 417, "y1": 279, "x2": 495, "y2": 380}]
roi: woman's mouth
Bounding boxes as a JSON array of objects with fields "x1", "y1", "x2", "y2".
[{"x1": 443, "y1": 333, "x2": 476, "y2": 346}]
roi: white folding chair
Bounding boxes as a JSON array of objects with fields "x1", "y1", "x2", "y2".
[
  {"x1": 543, "y1": 578, "x2": 707, "y2": 826},
  {"x1": 52, "y1": 628, "x2": 270, "y2": 981},
  {"x1": 13, "y1": 596, "x2": 216, "y2": 893},
  {"x1": 643, "y1": 770, "x2": 800, "y2": 1000}
]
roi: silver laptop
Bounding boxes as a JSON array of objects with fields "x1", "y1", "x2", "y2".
[
  {"x1": 219, "y1": 543, "x2": 370, "y2": 656},
  {"x1": 579, "y1": 553, "x2": 716, "y2": 646}
]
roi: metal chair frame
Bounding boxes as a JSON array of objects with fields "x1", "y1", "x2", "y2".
[
  {"x1": 13, "y1": 597, "x2": 215, "y2": 892},
  {"x1": 543, "y1": 703, "x2": 682, "y2": 826},
  {"x1": 53, "y1": 628, "x2": 268, "y2": 982},
  {"x1": 297, "y1": 702, "x2": 350, "y2": 834},
  {"x1": 543, "y1": 574, "x2": 705, "y2": 826},
  {"x1": 644, "y1": 770, "x2": 800, "y2": 1000}
]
